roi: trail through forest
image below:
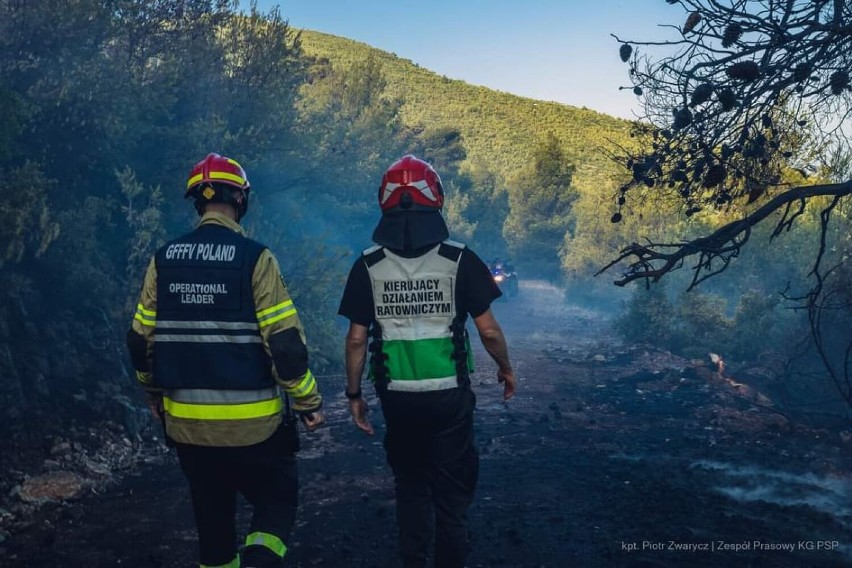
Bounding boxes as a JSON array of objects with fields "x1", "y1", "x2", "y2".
[{"x1": 4, "y1": 281, "x2": 851, "y2": 567}]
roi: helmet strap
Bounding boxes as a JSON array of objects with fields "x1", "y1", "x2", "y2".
[
  {"x1": 232, "y1": 188, "x2": 249, "y2": 220},
  {"x1": 191, "y1": 184, "x2": 249, "y2": 220}
]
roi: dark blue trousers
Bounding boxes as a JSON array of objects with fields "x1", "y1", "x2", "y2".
[
  {"x1": 175, "y1": 422, "x2": 299, "y2": 567},
  {"x1": 380, "y1": 388, "x2": 479, "y2": 568}
]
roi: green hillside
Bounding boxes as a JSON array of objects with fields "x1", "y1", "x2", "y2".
[{"x1": 298, "y1": 30, "x2": 634, "y2": 188}]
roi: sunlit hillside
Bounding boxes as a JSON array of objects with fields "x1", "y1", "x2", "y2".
[{"x1": 298, "y1": 30, "x2": 635, "y2": 188}]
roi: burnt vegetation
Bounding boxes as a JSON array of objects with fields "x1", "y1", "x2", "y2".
[{"x1": 605, "y1": 0, "x2": 852, "y2": 406}]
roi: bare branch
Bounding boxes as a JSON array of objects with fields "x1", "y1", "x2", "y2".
[{"x1": 597, "y1": 180, "x2": 852, "y2": 286}]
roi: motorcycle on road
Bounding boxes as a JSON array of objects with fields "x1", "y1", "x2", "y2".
[{"x1": 491, "y1": 263, "x2": 519, "y2": 298}]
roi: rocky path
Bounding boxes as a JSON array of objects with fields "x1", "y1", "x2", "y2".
[{"x1": 3, "y1": 281, "x2": 851, "y2": 567}]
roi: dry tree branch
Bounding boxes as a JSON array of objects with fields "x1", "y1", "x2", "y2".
[{"x1": 597, "y1": 180, "x2": 852, "y2": 288}]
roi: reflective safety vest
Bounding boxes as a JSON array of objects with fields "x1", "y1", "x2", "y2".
[
  {"x1": 153, "y1": 224, "x2": 281, "y2": 423},
  {"x1": 365, "y1": 240, "x2": 472, "y2": 392}
]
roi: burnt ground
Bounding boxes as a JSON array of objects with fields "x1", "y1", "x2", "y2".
[{"x1": 3, "y1": 280, "x2": 851, "y2": 567}]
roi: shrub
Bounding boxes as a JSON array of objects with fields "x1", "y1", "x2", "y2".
[{"x1": 614, "y1": 284, "x2": 675, "y2": 347}]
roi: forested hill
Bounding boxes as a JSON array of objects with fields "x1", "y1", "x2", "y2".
[{"x1": 298, "y1": 30, "x2": 633, "y2": 188}]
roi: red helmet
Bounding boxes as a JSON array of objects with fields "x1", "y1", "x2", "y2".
[
  {"x1": 185, "y1": 153, "x2": 251, "y2": 218},
  {"x1": 378, "y1": 155, "x2": 443, "y2": 212}
]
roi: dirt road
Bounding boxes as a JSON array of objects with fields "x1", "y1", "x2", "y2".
[{"x1": 6, "y1": 281, "x2": 851, "y2": 567}]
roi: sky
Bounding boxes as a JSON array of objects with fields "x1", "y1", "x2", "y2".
[{"x1": 250, "y1": 0, "x2": 682, "y2": 120}]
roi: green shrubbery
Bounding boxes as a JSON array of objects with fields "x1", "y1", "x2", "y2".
[
  {"x1": 615, "y1": 284, "x2": 802, "y2": 362},
  {"x1": 614, "y1": 284, "x2": 677, "y2": 348}
]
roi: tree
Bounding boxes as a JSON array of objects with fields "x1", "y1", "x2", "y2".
[
  {"x1": 0, "y1": 162, "x2": 60, "y2": 270},
  {"x1": 414, "y1": 126, "x2": 468, "y2": 179},
  {"x1": 504, "y1": 132, "x2": 578, "y2": 276},
  {"x1": 293, "y1": 53, "x2": 409, "y2": 231},
  {"x1": 0, "y1": 0, "x2": 326, "y2": 428},
  {"x1": 459, "y1": 161, "x2": 510, "y2": 259},
  {"x1": 605, "y1": 0, "x2": 851, "y2": 405}
]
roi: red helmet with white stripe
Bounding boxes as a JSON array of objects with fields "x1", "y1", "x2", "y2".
[
  {"x1": 378, "y1": 155, "x2": 444, "y2": 212},
  {"x1": 185, "y1": 153, "x2": 251, "y2": 219}
]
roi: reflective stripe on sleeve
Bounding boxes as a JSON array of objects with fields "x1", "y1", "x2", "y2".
[
  {"x1": 245, "y1": 531, "x2": 288, "y2": 558},
  {"x1": 163, "y1": 396, "x2": 282, "y2": 420},
  {"x1": 134, "y1": 303, "x2": 156, "y2": 326},
  {"x1": 283, "y1": 370, "x2": 316, "y2": 398},
  {"x1": 256, "y1": 300, "x2": 297, "y2": 329}
]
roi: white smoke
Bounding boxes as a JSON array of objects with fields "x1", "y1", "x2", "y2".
[{"x1": 691, "y1": 460, "x2": 852, "y2": 529}]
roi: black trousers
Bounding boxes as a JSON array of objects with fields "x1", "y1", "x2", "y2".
[
  {"x1": 380, "y1": 388, "x2": 479, "y2": 568},
  {"x1": 175, "y1": 422, "x2": 299, "y2": 567}
]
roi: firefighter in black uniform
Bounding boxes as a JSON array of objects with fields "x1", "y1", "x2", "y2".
[
  {"x1": 127, "y1": 153, "x2": 324, "y2": 568},
  {"x1": 338, "y1": 155, "x2": 515, "y2": 568}
]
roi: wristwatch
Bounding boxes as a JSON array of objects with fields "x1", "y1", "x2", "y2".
[{"x1": 345, "y1": 388, "x2": 362, "y2": 400}]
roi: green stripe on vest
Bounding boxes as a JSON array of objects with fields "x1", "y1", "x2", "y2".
[{"x1": 383, "y1": 337, "x2": 457, "y2": 380}]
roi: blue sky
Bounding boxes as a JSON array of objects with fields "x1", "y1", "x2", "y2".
[{"x1": 250, "y1": 1, "x2": 680, "y2": 119}]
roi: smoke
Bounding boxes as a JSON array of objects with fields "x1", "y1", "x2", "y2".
[
  {"x1": 505, "y1": 279, "x2": 615, "y2": 320},
  {"x1": 691, "y1": 460, "x2": 852, "y2": 529},
  {"x1": 486, "y1": 279, "x2": 619, "y2": 353}
]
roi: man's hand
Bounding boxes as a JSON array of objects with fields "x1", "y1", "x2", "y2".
[
  {"x1": 348, "y1": 397, "x2": 374, "y2": 435},
  {"x1": 498, "y1": 367, "x2": 516, "y2": 401},
  {"x1": 344, "y1": 322, "x2": 371, "y2": 435},
  {"x1": 300, "y1": 411, "x2": 326, "y2": 432},
  {"x1": 473, "y1": 309, "x2": 514, "y2": 401}
]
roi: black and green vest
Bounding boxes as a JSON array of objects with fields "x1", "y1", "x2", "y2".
[{"x1": 365, "y1": 240, "x2": 473, "y2": 392}]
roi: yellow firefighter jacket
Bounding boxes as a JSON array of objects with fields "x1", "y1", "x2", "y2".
[{"x1": 130, "y1": 212, "x2": 321, "y2": 446}]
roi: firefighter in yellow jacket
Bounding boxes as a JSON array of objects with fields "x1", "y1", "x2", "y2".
[{"x1": 126, "y1": 153, "x2": 324, "y2": 568}]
